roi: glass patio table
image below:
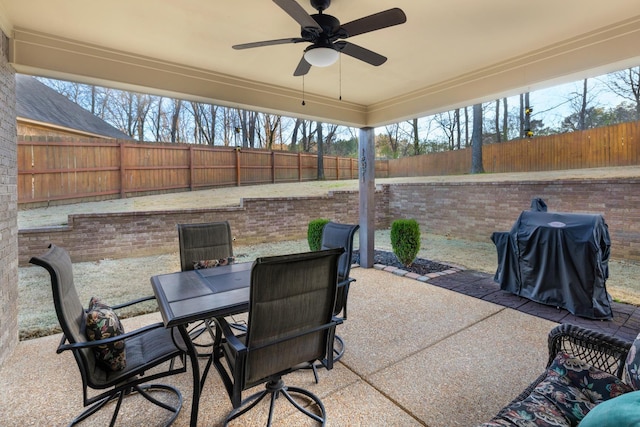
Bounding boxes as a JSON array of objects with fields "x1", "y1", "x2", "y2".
[{"x1": 151, "y1": 262, "x2": 253, "y2": 427}]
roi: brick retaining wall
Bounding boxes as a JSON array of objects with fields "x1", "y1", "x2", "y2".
[
  {"x1": 18, "y1": 178, "x2": 640, "y2": 266},
  {"x1": 386, "y1": 178, "x2": 640, "y2": 261},
  {"x1": 18, "y1": 189, "x2": 391, "y2": 265}
]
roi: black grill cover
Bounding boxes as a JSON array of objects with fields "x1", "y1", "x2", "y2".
[{"x1": 492, "y1": 210, "x2": 612, "y2": 320}]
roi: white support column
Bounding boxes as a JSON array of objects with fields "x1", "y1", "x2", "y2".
[{"x1": 358, "y1": 127, "x2": 375, "y2": 268}]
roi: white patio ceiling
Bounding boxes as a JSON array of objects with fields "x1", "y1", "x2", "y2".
[{"x1": 1, "y1": 0, "x2": 640, "y2": 128}]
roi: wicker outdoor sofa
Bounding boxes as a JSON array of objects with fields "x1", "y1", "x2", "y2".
[{"x1": 478, "y1": 323, "x2": 640, "y2": 426}]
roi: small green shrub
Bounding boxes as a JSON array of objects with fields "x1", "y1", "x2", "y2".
[
  {"x1": 307, "y1": 218, "x2": 330, "y2": 251},
  {"x1": 390, "y1": 219, "x2": 421, "y2": 267}
]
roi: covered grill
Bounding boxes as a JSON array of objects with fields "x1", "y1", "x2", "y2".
[{"x1": 492, "y1": 200, "x2": 612, "y2": 320}]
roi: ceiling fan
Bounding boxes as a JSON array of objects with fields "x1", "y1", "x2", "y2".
[{"x1": 232, "y1": 0, "x2": 407, "y2": 76}]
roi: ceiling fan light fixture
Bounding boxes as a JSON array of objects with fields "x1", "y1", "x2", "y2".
[{"x1": 304, "y1": 46, "x2": 339, "y2": 67}]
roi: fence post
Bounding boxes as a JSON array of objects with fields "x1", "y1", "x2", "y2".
[
  {"x1": 189, "y1": 145, "x2": 194, "y2": 191},
  {"x1": 119, "y1": 142, "x2": 126, "y2": 199},
  {"x1": 298, "y1": 152, "x2": 302, "y2": 182},
  {"x1": 236, "y1": 148, "x2": 241, "y2": 186},
  {"x1": 336, "y1": 155, "x2": 340, "y2": 180},
  {"x1": 272, "y1": 151, "x2": 276, "y2": 183}
]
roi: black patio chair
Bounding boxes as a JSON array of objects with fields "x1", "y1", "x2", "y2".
[
  {"x1": 30, "y1": 244, "x2": 186, "y2": 427},
  {"x1": 212, "y1": 248, "x2": 343, "y2": 426},
  {"x1": 320, "y1": 221, "x2": 360, "y2": 362},
  {"x1": 177, "y1": 221, "x2": 242, "y2": 353},
  {"x1": 177, "y1": 221, "x2": 234, "y2": 272}
]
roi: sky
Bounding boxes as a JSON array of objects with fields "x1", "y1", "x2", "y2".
[{"x1": 374, "y1": 67, "x2": 635, "y2": 144}]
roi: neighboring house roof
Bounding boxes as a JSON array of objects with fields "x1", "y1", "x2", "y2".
[{"x1": 15, "y1": 74, "x2": 132, "y2": 140}]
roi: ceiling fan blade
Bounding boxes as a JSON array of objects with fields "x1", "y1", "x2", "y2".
[
  {"x1": 293, "y1": 56, "x2": 311, "y2": 76},
  {"x1": 335, "y1": 41, "x2": 387, "y2": 66},
  {"x1": 273, "y1": 0, "x2": 323, "y2": 33},
  {"x1": 340, "y1": 8, "x2": 407, "y2": 38},
  {"x1": 233, "y1": 38, "x2": 306, "y2": 50}
]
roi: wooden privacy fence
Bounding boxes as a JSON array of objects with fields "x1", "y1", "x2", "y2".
[
  {"x1": 19, "y1": 121, "x2": 640, "y2": 205},
  {"x1": 17, "y1": 138, "x2": 360, "y2": 205},
  {"x1": 388, "y1": 121, "x2": 640, "y2": 177}
]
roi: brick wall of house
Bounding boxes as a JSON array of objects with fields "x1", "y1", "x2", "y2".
[
  {"x1": 19, "y1": 189, "x2": 391, "y2": 265},
  {"x1": 386, "y1": 179, "x2": 640, "y2": 261},
  {"x1": 0, "y1": 30, "x2": 18, "y2": 366}
]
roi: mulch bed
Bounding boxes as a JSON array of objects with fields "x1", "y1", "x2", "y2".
[{"x1": 352, "y1": 249, "x2": 450, "y2": 276}]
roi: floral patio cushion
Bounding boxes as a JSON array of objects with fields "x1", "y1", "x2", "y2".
[
  {"x1": 193, "y1": 256, "x2": 235, "y2": 270},
  {"x1": 477, "y1": 352, "x2": 632, "y2": 427},
  {"x1": 624, "y1": 332, "x2": 640, "y2": 389},
  {"x1": 85, "y1": 297, "x2": 126, "y2": 371}
]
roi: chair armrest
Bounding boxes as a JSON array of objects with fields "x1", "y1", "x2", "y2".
[
  {"x1": 57, "y1": 322, "x2": 168, "y2": 354},
  {"x1": 547, "y1": 323, "x2": 632, "y2": 378},
  {"x1": 214, "y1": 317, "x2": 246, "y2": 352},
  {"x1": 337, "y1": 277, "x2": 355, "y2": 288},
  {"x1": 110, "y1": 295, "x2": 156, "y2": 310}
]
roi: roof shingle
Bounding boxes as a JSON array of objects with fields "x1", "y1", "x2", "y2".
[{"x1": 16, "y1": 75, "x2": 132, "y2": 140}]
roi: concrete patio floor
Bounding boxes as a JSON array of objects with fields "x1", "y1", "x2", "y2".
[{"x1": 1, "y1": 266, "x2": 566, "y2": 427}]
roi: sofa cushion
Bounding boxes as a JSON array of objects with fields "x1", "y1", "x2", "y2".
[
  {"x1": 544, "y1": 352, "x2": 631, "y2": 406},
  {"x1": 579, "y1": 389, "x2": 640, "y2": 427},
  {"x1": 624, "y1": 332, "x2": 640, "y2": 389},
  {"x1": 85, "y1": 297, "x2": 126, "y2": 371},
  {"x1": 478, "y1": 352, "x2": 632, "y2": 427},
  {"x1": 193, "y1": 256, "x2": 235, "y2": 270}
]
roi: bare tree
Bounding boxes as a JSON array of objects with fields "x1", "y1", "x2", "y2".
[
  {"x1": 383, "y1": 123, "x2": 401, "y2": 157},
  {"x1": 150, "y1": 96, "x2": 164, "y2": 141},
  {"x1": 495, "y1": 99, "x2": 501, "y2": 142},
  {"x1": 560, "y1": 79, "x2": 603, "y2": 132},
  {"x1": 471, "y1": 103, "x2": 484, "y2": 173},
  {"x1": 169, "y1": 99, "x2": 182, "y2": 142},
  {"x1": 235, "y1": 109, "x2": 259, "y2": 148},
  {"x1": 323, "y1": 123, "x2": 338, "y2": 155},
  {"x1": 502, "y1": 97, "x2": 508, "y2": 141},
  {"x1": 519, "y1": 92, "x2": 532, "y2": 138},
  {"x1": 578, "y1": 79, "x2": 588, "y2": 130},
  {"x1": 222, "y1": 108, "x2": 235, "y2": 146},
  {"x1": 605, "y1": 67, "x2": 640, "y2": 120},
  {"x1": 464, "y1": 107, "x2": 469, "y2": 147},
  {"x1": 454, "y1": 109, "x2": 461, "y2": 149},
  {"x1": 189, "y1": 102, "x2": 217, "y2": 145},
  {"x1": 519, "y1": 93, "x2": 524, "y2": 137},
  {"x1": 292, "y1": 120, "x2": 315, "y2": 153},
  {"x1": 290, "y1": 118, "x2": 301, "y2": 151},
  {"x1": 410, "y1": 118, "x2": 420, "y2": 155},
  {"x1": 133, "y1": 94, "x2": 151, "y2": 142},
  {"x1": 316, "y1": 121, "x2": 325, "y2": 179},
  {"x1": 263, "y1": 114, "x2": 281, "y2": 150},
  {"x1": 433, "y1": 111, "x2": 457, "y2": 150},
  {"x1": 38, "y1": 78, "x2": 83, "y2": 104},
  {"x1": 105, "y1": 90, "x2": 137, "y2": 138},
  {"x1": 301, "y1": 120, "x2": 311, "y2": 152}
]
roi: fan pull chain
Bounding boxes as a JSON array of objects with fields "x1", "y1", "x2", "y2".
[
  {"x1": 339, "y1": 54, "x2": 342, "y2": 101},
  {"x1": 302, "y1": 75, "x2": 306, "y2": 106}
]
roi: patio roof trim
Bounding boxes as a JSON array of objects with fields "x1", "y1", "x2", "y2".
[
  {"x1": 367, "y1": 15, "x2": 640, "y2": 126},
  {"x1": 7, "y1": 14, "x2": 640, "y2": 129},
  {"x1": 9, "y1": 28, "x2": 369, "y2": 128}
]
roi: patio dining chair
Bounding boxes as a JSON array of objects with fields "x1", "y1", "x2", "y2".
[
  {"x1": 177, "y1": 221, "x2": 234, "y2": 272},
  {"x1": 320, "y1": 221, "x2": 359, "y2": 362},
  {"x1": 30, "y1": 244, "x2": 186, "y2": 427},
  {"x1": 177, "y1": 221, "x2": 241, "y2": 353},
  {"x1": 212, "y1": 248, "x2": 343, "y2": 426}
]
